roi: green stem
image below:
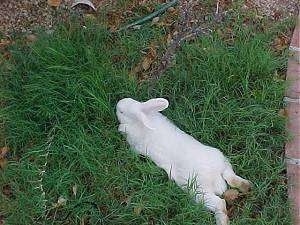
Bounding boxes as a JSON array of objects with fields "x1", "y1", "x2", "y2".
[{"x1": 118, "y1": 0, "x2": 178, "y2": 32}]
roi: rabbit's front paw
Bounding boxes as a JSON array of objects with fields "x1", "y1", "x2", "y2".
[{"x1": 118, "y1": 124, "x2": 127, "y2": 133}]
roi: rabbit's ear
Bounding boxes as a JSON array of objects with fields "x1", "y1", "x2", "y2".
[
  {"x1": 137, "y1": 111, "x2": 155, "y2": 130},
  {"x1": 142, "y1": 98, "x2": 169, "y2": 113}
]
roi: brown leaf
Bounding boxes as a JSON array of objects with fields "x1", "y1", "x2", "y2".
[
  {"x1": 98, "y1": 204, "x2": 109, "y2": 215},
  {"x1": 26, "y1": 34, "x2": 37, "y2": 43},
  {"x1": 133, "y1": 205, "x2": 143, "y2": 215},
  {"x1": 107, "y1": 11, "x2": 124, "y2": 32},
  {"x1": 219, "y1": 0, "x2": 233, "y2": 10},
  {"x1": 84, "y1": 13, "x2": 96, "y2": 20},
  {"x1": 0, "y1": 159, "x2": 7, "y2": 169},
  {"x1": 0, "y1": 147, "x2": 9, "y2": 158},
  {"x1": 47, "y1": 0, "x2": 62, "y2": 7},
  {"x1": 121, "y1": 195, "x2": 132, "y2": 206},
  {"x1": 141, "y1": 47, "x2": 157, "y2": 71},
  {"x1": 2, "y1": 184, "x2": 12, "y2": 198},
  {"x1": 142, "y1": 57, "x2": 152, "y2": 71},
  {"x1": 272, "y1": 34, "x2": 289, "y2": 52},
  {"x1": 0, "y1": 215, "x2": 5, "y2": 225},
  {"x1": 0, "y1": 39, "x2": 11, "y2": 49},
  {"x1": 167, "y1": 6, "x2": 176, "y2": 13},
  {"x1": 278, "y1": 108, "x2": 287, "y2": 117},
  {"x1": 2, "y1": 52, "x2": 11, "y2": 60},
  {"x1": 130, "y1": 64, "x2": 142, "y2": 76},
  {"x1": 0, "y1": 147, "x2": 9, "y2": 169},
  {"x1": 166, "y1": 34, "x2": 172, "y2": 45}
]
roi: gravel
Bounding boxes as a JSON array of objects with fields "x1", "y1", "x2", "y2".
[
  {"x1": 0, "y1": 0, "x2": 104, "y2": 36},
  {"x1": 0, "y1": 0, "x2": 57, "y2": 35},
  {"x1": 246, "y1": 0, "x2": 298, "y2": 19},
  {"x1": 0, "y1": 0, "x2": 298, "y2": 37}
]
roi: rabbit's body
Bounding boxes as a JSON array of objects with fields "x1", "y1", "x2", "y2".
[
  {"x1": 121, "y1": 113, "x2": 228, "y2": 195},
  {"x1": 116, "y1": 98, "x2": 251, "y2": 225}
]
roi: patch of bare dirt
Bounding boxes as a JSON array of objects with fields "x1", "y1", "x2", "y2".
[
  {"x1": 245, "y1": 0, "x2": 298, "y2": 20},
  {"x1": 0, "y1": 0, "x2": 67, "y2": 35},
  {"x1": 0, "y1": 0, "x2": 298, "y2": 36},
  {"x1": 0, "y1": 0, "x2": 110, "y2": 36}
]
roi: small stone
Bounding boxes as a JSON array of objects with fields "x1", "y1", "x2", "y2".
[
  {"x1": 26, "y1": 34, "x2": 37, "y2": 42},
  {"x1": 167, "y1": 6, "x2": 176, "y2": 13},
  {"x1": 152, "y1": 16, "x2": 160, "y2": 24},
  {"x1": 132, "y1": 25, "x2": 142, "y2": 30}
]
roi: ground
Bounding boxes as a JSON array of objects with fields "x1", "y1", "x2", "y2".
[
  {"x1": 0, "y1": 1, "x2": 298, "y2": 225},
  {"x1": 0, "y1": 0, "x2": 298, "y2": 35}
]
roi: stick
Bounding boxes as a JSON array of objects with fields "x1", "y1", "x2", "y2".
[
  {"x1": 216, "y1": 0, "x2": 220, "y2": 14},
  {"x1": 117, "y1": 0, "x2": 178, "y2": 32}
]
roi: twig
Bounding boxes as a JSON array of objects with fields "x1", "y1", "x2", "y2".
[
  {"x1": 150, "y1": 0, "x2": 211, "y2": 80},
  {"x1": 180, "y1": 27, "x2": 211, "y2": 42},
  {"x1": 216, "y1": 0, "x2": 220, "y2": 14},
  {"x1": 117, "y1": 0, "x2": 178, "y2": 32}
]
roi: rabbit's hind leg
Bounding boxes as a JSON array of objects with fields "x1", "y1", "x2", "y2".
[
  {"x1": 222, "y1": 167, "x2": 252, "y2": 193},
  {"x1": 196, "y1": 192, "x2": 229, "y2": 225}
]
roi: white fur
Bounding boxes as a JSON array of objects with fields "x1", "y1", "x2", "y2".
[{"x1": 116, "y1": 98, "x2": 251, "y2": 225}]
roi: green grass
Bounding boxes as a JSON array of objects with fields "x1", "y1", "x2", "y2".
[{"x1": 0, "y1": 11, "x2": 292, "y2": 225}]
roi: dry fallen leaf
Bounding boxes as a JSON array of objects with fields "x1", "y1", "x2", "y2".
[
  {"x1": 0, "y1": 147, "x2": 9, "y2": 169},
  {"x1": 47, "y1": 0, "x2": 62, "y2": 7},
  {"x1": 53, "y1": 196, "x2": 67, "y2": 208},
  {"x1": 141, "y1": 47, "x2": 157, "y2": 71},
  {"x1": 0, "y1": 159, "x2": 7, "y2": 169},
  {"x1": 2, "y1": 52, "x2": 11, "y2": 60},
  {"x1": 84, "y1": 13, "x2": 96, "y2": 20},
  {"x1": 152, "y1": 16, "x2": 160, "y2": 24},
  {"x1": 2, "y1": 184, "x2": 12, "y2": 198},
  {"x1": 272, "y1": 34, "x2": 289, "y2": 52},
  {"x1": 26, "y1": 34, "x2": 37, "y2": 43},
  {"x1": 107, "y1": 11, "x2": 125, "y2": 32},
  {"x1": 278, "y1": 108, "x2": 287, "y2": 117},
  {"x1": 0, "y1": 39, "x2": 11, "y2": 49},
  {"x1": 166, "y1": 33, "x2": 172, "y2": 45},
  {"x1": 142, "y1": 58, "x2": 151, "y2": 71},
  {"x1": 72, "y1": 184, "x2": 78, "y2": 197},
  {"x1": 133, "y1": 205, "x2": 143, "y2": 215},
  {"x1": 0, "y1": 215, "x2": 4, "y2": 225},
  {"x1": 130, "y1": 64, "x2": 142, "y2": 77},
  {"x1": 121, "y1": 195, "x2": 132, "y2": 206},
  {"x1": 167, "y1": 6, "x2": 176, "y2": 13},
  {"x1": 0, "y1": 147, "x2": 9, "y2": 158},
  {"x1": 132, "y1": 25, "x2": 142, "y2": 30}
]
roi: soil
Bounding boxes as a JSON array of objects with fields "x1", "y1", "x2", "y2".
[
  {"x1": 0, "y1": 0, "x2": 298, "y2": 37},
  {"x1": 246, "y1": 0, "x2": 298, "y2": 19},
  {"x1": 0, "y1": 0, "x2": 108, "y2": 36}
]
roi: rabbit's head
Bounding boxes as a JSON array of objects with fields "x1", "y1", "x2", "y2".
[{"x1": 116, "y1": 98, "x2": 169, "y2": 130}]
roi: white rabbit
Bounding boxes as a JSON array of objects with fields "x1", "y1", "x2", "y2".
[{"x1": 116, "y1": 97, "x2": 251, "y2": 225}]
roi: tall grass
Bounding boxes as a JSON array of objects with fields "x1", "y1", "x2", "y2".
[{"x1": 0, "y1": 17, "x2": 290, "y2": 225}]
